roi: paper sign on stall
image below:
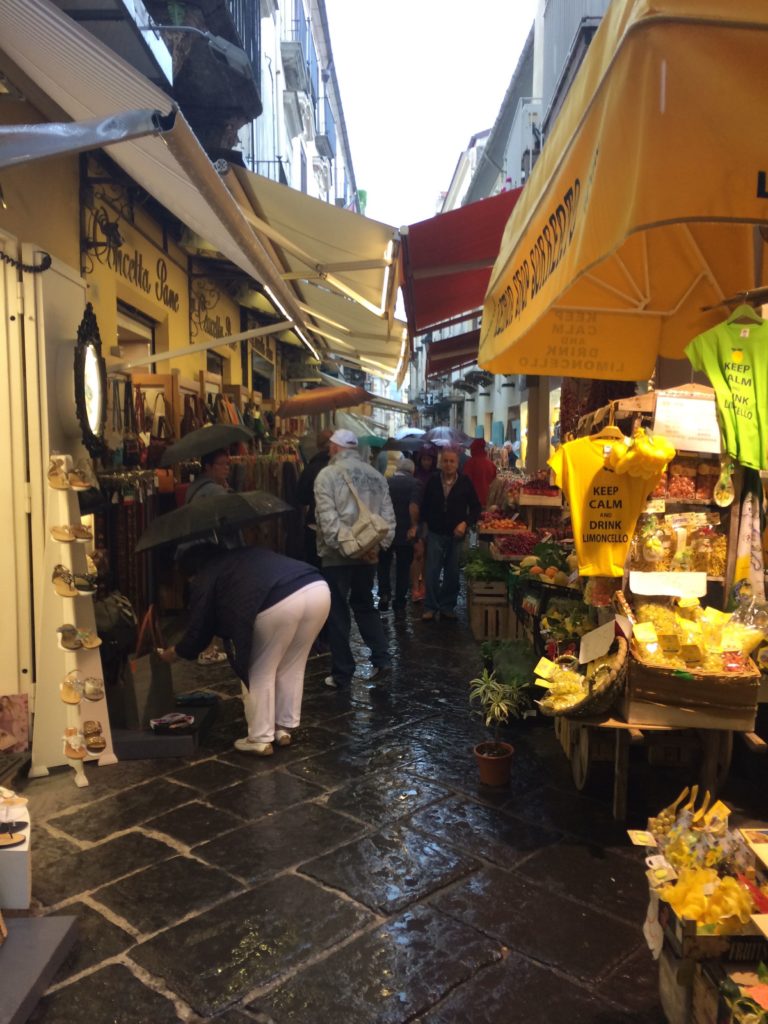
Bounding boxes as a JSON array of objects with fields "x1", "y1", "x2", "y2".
[
  {"x1": 653, "y1": 387, "x2": 721, "y2": 454},
  {"x1": 578, "y1": 619, "x2": 617, "y2": 664},
  {"x1": 629, "y1": 571, "x2": 708, "y2": 599},
  {"x1": 752, "y1": 915, "x2": 768, "y2": 940}
]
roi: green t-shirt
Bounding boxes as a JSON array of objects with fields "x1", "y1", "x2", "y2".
[{"x1": 684, "y1": 320, "x2": 768, "y2": 470}]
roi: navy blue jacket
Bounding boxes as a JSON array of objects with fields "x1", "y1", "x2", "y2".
[
  {"x1": 388, "y1": 472, "x2": 420, "y2": 545},
  {"x1": 175, "y1": 549, "x2": 322, "y2": 681}
]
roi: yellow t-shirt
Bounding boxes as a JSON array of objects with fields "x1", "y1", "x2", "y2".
[{"x1": 548, "y1": 437, "x2": 659, "y2": 577}]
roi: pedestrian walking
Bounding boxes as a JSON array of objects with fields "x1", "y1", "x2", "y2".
[
  {"x1": 314, "y1": 429, "x2": 395, "y2": 688},
  {"x1": 410, "y1": 448, "x2": 480, "y2": 621},
  {"x1": 159, "y1": 545, "x2": 330, "y2": 756},
  {"x1": 296, "y1": 429, "x2": 332, "y2": 567},
  {"x1": 377, "y1": 458, "x2": 419, "y2": 612},
  {"x1": 462, "y1": 438, "x2": 498, "y2": 507}
]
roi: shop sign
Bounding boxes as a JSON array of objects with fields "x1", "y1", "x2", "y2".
[
  {"x1": 653, "y1": 389, "x2": 721, "y2": 454},
  {"x1": 84, "y1": 204, "x2": 181, "y2": 313},
  {"x1": 191, "y1": 280, "x2": 240, "y2": 344}
]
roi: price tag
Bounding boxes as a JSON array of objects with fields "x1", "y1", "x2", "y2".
[
  {"x1": 578, "y1": 620, "x2": 617, "y2": 664},
  {"x1": 534, "y1": 657, "x2": 557, "y2": 680},
  {"x1": 633, "y1": 621, "x2": 658, "y2": 644},
  {"x1": 627, "y1": 829, "x2": 657, "y2": 847}
]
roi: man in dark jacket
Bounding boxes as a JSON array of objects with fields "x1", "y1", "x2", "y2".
[
  {"x1": 296, "y1": 429, "x2": 332, "y2": 567},
  {"x1": 410, "y1": 448, "x2": 480, "y2": 621},
  {"x1": 377, "y1": 458, "x2": 419, "y2": 612}
]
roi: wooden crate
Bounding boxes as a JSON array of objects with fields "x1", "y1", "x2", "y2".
[
  {"x1": 658, "y1": 945, "x2": 692, "y2": 1024},
  {"x1": 468, "y1": 581, "x2": 507, "y2": 599},
  {"x1": 621, "y1": 653, "x2": 759, "y2": 730},
  {"x1": 660, "y1": 903, "x2": 768, "y2": 962},
  {"x1": 469, "y1": 599, "x2": 509, "y2": 642},
  {"x1": 691, "y1": 963, "x2": 719, "y2": 1024}
]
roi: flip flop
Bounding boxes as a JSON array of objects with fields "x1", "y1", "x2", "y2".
[
  {"x1": 47, "y1": 457, "x2": 69, "y2": 491},
  {"x1": 0, "y1": 833, "x2": 26, "y2": 849},
  {"x1": 72, "y1": 573, "x2": 97, "y2": 596},
  {"x1": 82, "y1": 677, "x2": 105, "y2": 702},
  {"x1": 78, "y1": 630, "x2": 101, "y2": 649},
  {"x1": 52, "y1": 565, "x2": 78, "y2": 598},
  {"x1": 57, "y1": 624, "x2": 82, "y2": 651},
  {"x1": 50, "y1": 526, "x2": 76, "y2": 543},
  {"x1": 69, "y1": 525, "x2": 93, "y2": 541},
  {"x1": 0, "y1": 821, "x2": 27, "y2": 834},
  {"x1": 59, "y1": 676, "x2": 81, "y2": 705},
  {"x1": 67, "y1": 469, "x2": 91, "y2": 491}
]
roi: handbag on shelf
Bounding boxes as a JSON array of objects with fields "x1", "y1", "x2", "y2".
[
  {"x1": 180, "y1": 394, "x2": 201, "y2": 436},
  {"x1": 122, "y1": 381, "x2": 142, "y2": 468},
  {"x1": 146, "y1": 392, "x2": 175, "y2": 469}
]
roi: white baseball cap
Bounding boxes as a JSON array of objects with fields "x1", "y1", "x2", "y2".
[{"x1": 329, "y1": 429, "x2": 359, "y2": 448}]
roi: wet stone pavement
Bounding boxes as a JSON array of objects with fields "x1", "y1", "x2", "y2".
[{"x1": 19, "y1": 597, "x2": 683, "y2": 1024}]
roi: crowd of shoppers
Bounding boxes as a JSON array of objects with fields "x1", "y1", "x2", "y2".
[{"x1": 166, "y1": 428, "x2": 490, "y2": 755}]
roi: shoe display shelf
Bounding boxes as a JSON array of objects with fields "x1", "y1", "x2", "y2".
[{"x1": 30, "y1": 454, "x2": 116, "y2": 789}]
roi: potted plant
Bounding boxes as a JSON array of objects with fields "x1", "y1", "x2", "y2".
[
  {"x1": 469, "y1": 668, "x2": 530, "y2": 786},
  {"x1": 479, "y1": 639, "x2": 497, "y2": 673}
]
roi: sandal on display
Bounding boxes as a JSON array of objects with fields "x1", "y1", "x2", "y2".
[
  {"x1": 63, "y1": 728, "x2": 86, "y2": 759},
  {"x1": 67, "y1": 469, "x2": 91, "y2": 491},
  {"x1": 60, "y1": 674, "x2": 81, "y2": 705},
  {"x1": 70, "y1": 524, "x2": 93, "y2": 541},
  {"x1": 79, "y1": 676, "x2": 104, "y2": 702},
  {"x1": 72, "y1": 573, "x2": 97, "y2": 596},
  {"x1": 0, "y1": 822, "x2": 27, "y2": 834},
  {"x1": 0, "y1": 832, "x2": 26, "y2": 849},
  {"x1": 52, "y1": 565, "x2": 78, "y2": 598},
  {"x1": 82, "y1": 721, "x2": 106, "y2": 755},
  {"x1": 47, "y1": 457, "x2": 70, "y2": 491},
  {"x1": 50, "y1": 526, "x2": 76, "y2": 543},
  {"x1": 0, "y1": 795, "x2": 28, "y2": 808},
  {"x1": 78, "y1": 629, "x2": 101, "y2": 649},
  {"x1": 57, "y1": 624, "x2": 82, "y2": 651}
]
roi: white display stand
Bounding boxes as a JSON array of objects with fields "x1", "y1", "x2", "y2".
[
  {"x1": 29, "y1": 455, "x2": 117, "y2": 787},
  {"x1": 0, "y1": 804, "x2": 30, "y2": 910}
]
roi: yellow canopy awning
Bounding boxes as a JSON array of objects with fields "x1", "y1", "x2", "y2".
[{"x1": 480, "y1": 0, "x2": 768, "y2": 381}]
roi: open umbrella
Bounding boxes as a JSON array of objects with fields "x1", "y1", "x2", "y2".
[
  {"x1": 277, "y1": 385, "x2": 370, "y2": 418},
  {"x1": 135, "y1": 490, "x2": 293, "y2": 552},
  {"x1": 422, "y1": 426, "x2": 472, "y2": 448},
  {"x1": 479, "y1": 0, "x2": 768, "y2": 382},
  {"x1": 159, "y1": 424, "x2": 253, "y2": 467},
  {"x1": 395, "y1": 426, "x2": 425, "y2": 440}
]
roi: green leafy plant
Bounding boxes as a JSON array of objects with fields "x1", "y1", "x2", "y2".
[
  {"x1": 462, "y1": 547, "x2": 509, "y2": 582},
  {"x1": 469, "y1": 668, "x2": 531, "y2": 756}
]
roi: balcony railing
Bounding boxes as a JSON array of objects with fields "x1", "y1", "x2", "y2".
[{"x1": 225, "y1": 0, "x2": 260, "y2": 72}]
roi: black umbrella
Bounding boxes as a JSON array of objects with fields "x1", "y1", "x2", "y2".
[
  {"x1": 135, "y1": 490, "x2": 294, "y2": 552},
  {"x1": 159, "y1": 424, "x2": 253, "y2": 467}
]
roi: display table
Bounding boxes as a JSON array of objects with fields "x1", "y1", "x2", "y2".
[
  {"x1": 555, "y1": 715, "x2": 767, "y2": 821},
  {"x1": 0, "y1": 805, "x2": 31, "y2": 910}
]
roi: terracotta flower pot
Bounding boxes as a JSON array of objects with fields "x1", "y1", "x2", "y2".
[{"x1": 473, "y1": 741, "x2": 514, "y2": 786}]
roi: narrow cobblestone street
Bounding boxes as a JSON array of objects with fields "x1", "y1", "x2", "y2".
[{"x1": 24, "y1": 601, "x2": 672, "y2": 1023}]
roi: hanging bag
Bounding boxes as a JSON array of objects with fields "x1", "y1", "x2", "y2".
[
  {"x1": 122, "y1": 380, "x2": 141, "y2": 467},
  {"x1": 336, "y1": 470, "x2": 391, "y2": 559},
  {"x1": 180, "y1": 394, "x2": 201, "y2": 436},
  {"x1": 125, "y1": 604, "x2": 175, "y2": 730},
  {"x1": 147, "y1": 391, "x2": 175, "y2": 468}
]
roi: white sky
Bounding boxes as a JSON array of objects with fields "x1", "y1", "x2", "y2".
[{"x1": 324, "y1": 0, "x2": 538, "y2": 228}]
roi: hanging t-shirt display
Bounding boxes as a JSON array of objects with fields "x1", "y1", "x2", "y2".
[
  {"x1": 548, "y1": 436, "x2": 661, "y2": 577},
  {"x1": 684, "y1": 318, "x2": 768, "y2": 470}
]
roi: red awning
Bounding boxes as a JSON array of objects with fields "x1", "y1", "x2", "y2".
[
  {"x1": 426, "y1": 330, "x2": 481, "y2": 378},
  {"x1": 401, "y1": 188, "x2": 523, "y2": 336}
]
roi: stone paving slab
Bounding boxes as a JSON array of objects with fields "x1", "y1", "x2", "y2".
[
  {"x1": 417, "y1": 952, "x2": 654, "y2": 1024},
  {"x1": 406, "y1": 796, "x2": 562, "y2": 870},
  {"x1": 194, "y1": 801, "x2": 367, "y2": 883},
  {"x1": 285, "y1": 736, "x2": 416, "y2": 788},
  {"x1": 130, "y1": 873, "x2": 373, "y2": 1017},
  {"x1": 92, "y1": 854, "x2": 244, "y2": 935},
  {"x1": 516, "y1": 837, "x2": 649, "y2": 922},
  {"x1": 322, "y1": 768, "x2": 450, "y2": 827},
  {"x1": 145, "y1": 799, "x2": 245, "y2": 847},
  {"x1": 431, "y1": 864, "x2": 639, "y2": 982},
  {"x1": 210, "y1": 769, "x2": 324, "y2": 821},
  {"x1": 48, "y1": 777, "x2": 194, "y2": 842},
  {"x1": 47, "y1": 901, "x2": 134, "y2": 981},
  {"x1": 33, "y1": 831, "x2": 178, "y2": 907},
  {"x1": 167, "y1": 757, "x2": 252, "y2": 793},
  {"x1": 28, "y1": 963, "x2": 182, "y2": 1024},
  {"x1": 300, "y1": 822, "x2": 480, "y2": 915},
  {"x1": 251, "y1": 904, "x2": 503, "y2": 1024}
]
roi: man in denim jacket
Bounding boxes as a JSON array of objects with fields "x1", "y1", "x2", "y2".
[{"x1": 314, "y1": 429, "x2": 395, "y2": 689}]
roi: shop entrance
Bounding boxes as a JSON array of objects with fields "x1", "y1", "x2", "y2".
[{"x1": 116, "y1": 301, "x2": 155, "y2": 371}]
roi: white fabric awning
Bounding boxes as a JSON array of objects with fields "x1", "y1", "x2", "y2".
[{"x1": 0, "y1": 0, "x2": 307, "y2": 332}]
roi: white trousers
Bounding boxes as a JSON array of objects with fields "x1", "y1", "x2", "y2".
[{"x1": 244, "y1": 580, "x2": 331, "y2": 743}]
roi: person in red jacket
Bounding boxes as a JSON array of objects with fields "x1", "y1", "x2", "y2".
[{"x1": 462, "y1": 438, "x2": 497, "y2": 507}]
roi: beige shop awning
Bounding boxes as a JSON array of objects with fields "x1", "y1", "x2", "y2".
[{"x1": 0, "y1": 0, "x2": 310, "y2": 345}]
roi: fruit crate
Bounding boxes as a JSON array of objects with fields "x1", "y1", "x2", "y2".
[
  {"x1": 469, "y1": 599, "x2": 509, "y2": 642},
  {"x1": 468, "y1": 581, "x2": 508, "y2": 599}
]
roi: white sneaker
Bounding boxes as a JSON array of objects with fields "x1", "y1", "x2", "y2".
[
  {"x1": 324, "y1": 676, "x2": 338, "y2": 689},
  {"x1": 234, "y1": 737, "x2": 274, "y2": 756},
  {"x1": 274, "y1": 728, "x2": 292, "y2": 747}
]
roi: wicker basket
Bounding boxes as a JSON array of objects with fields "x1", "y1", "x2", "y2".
[{"x1": 539, "y1": 636, "x2": 628, "y2": 719}]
